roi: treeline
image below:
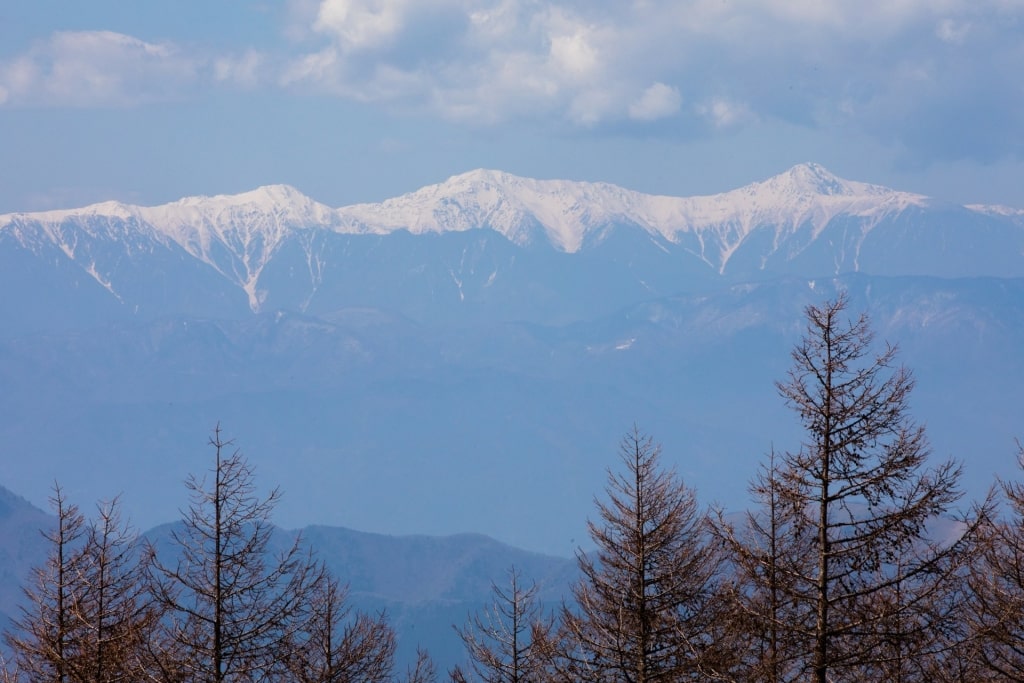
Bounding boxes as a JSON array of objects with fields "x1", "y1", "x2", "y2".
[{"x1": 4, "y1": 294, "x2": 1024, "y2": 682}]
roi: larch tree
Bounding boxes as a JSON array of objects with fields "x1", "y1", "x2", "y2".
[
  {"x1": 712, "y1": 449, "x2": 817, "y2": 683},
  {"x1": 6, "y1": 489, "x2": 155, "y2": 683},
  {"x1": 555, "y1": 427, "x2": 723, "y2": 682},
  {"x1": 771, "y1": 293, "x2": 979, "y2": 683},
  {"x1": 285, "y1": 569, "x2": 397, "y2": 683},
  {"x1": 450, "y1": 566, "x2": 555, "y2": 683},
  {"x1": 966, "y1": 441, "x2": 1024, "y2": 680},
  {"x1": 144, "y1": 425, "x2": 321, "y2": 683},
  {"x1": 5, "y1": 485, "x2": 87, "y2": 682},
  {"x1": 68, "y1": 496, "x2": 156, "y2": 682}
]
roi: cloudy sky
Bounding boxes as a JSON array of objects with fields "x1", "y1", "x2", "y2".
[{"x1": 1, "y1": 0, "x2": 1022, "y2": 213}]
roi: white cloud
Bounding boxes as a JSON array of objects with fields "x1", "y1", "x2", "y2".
[
  {"x1": 697, "y1": 97, "x2": 755, "y2": 129},
  {"x1": 214, "y1": 50, "x2": 266, "y2": 87},
  {"x1": 274, "y1": 0, "x2": 1024, "y2": 158},
  {"x1": 313, "y1": 0, "x2": 408, "y2": 52},
  {"x1": 629, "y1": 82, "x2": 681, "y2": 121},
  {"x1": 0, "y1": 31, "x2": 202, "y2": 107},
  {"x1": 7, "y1": 1, "x2": 1023, "y2": 163},
  {"x1": 548, "y1": 25, "x2": 600, "y2": 79},
  {"x1": 285, "y1": 1, "x2": 644, "y2": 124},
  {"x1": 281, "y1": 47, "x2": 340, "y2": 86}
]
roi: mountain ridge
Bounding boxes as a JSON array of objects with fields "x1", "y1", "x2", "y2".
[
  {"x1": 1, "y1": 163, "x2": 1022, "y2": 319},
  {"x1": 1, "y1": 163, "x2": 941, "y2": 255}
]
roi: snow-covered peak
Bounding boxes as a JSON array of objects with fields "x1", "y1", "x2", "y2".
[
  {"x1": 141, "y1": 184, "x2": 334, "y2": 257},
  {"x1": 338, "y1": 169, "x2": 671, "y2": 251},
  {"x1": 0, "y1": 185, "x2": 333, "y2": 235},
  {"x1": 3, "y1": 199, "x2": 142, "y2": 224},
  {"x1": 145, "y1": 184, "x2": 336, "y2": 232},
  {"x1": 170, "y1": 184, "x2": 316, "y2": 211},
  {"x1": 768, "y1": 162, "x2": 861, "y2": 197},
  {"x1": 132, "y1": 186, "x2": 338, "y2": 310},
  {"x1": 715, "y1": 162, "x2": 924, "y2": 211},
  {"x1": 0, "y1": 185, "x2": 340, "y2": 312},
  {"x1": 436, "y1": 168, "x2": 530, "y2": 191}
]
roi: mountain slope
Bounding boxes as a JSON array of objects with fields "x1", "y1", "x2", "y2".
[{"x1": 0, "y1": 486, "x2": 53, "y2": 627}]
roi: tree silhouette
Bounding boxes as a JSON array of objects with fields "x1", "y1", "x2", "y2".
[
  {"x1": 285, "y1": 570, "x2": 396, "y2": 683},
  {"x1": 967, "y1": 440, "x2": 1024, "y2": 680},
  {"x1": 6, "y1": 489, "x2": 155, "y2": 683},
  {"x1": 768, "y1": 294, "x2": 979, "y2": 682},
  {"x1": 144, "y1": 426, "x2": 321, "y2": 682},
  {"x1": 712, "y1": 449, "x2": 816, "y2": 682},
  {"x1": 5, "y1": 485, "x2": 87, "y2": 682},
  {"x1": 451, "y1": 566, "x2": 555, "y2": 683},
  {"x1": 555, "y1": 427, "x2": 723, "y2": 682}
]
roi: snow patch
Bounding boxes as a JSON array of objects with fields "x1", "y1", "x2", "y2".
[{"x1": 85, "y1": 262, "x2": 122, "y2": 302}]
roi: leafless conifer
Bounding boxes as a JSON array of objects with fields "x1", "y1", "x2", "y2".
[
  {"x1": 555, "y1": 427, "x2": 723, "y2": 682},
  {"x1": 766, "y1": 294, "x2": 980, "y2": 683},
  {"x1": 286, "y1": 569, "x2": 397, "y2": 683},
  {"x1": 451, "y1": 566, "x2": 555, "y2": 683},
  {"x1": 144, "y1": 425, "x2": 321, "y2": 683}
]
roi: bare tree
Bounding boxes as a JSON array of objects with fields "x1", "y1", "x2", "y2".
[
  {"x1": 966, "y1": 441, "x2": 1024, "y2": 680},
  {"x1": 850, "y1": 544, "x2": 979, "y2": 683},
  {"x1": 69, "y1": 496, "x2": 156, "y2": 682},
  {"x1": 555, "y1": 427, "x2": 723, "y2": 682},
  {"x1": 6, "y1": 489, "x2": 155, "y2": 683},
  {"x1": 5, "y1": 485, "x2": 87, "y2": 682},
  {"x1": 712, "y1": 450, "x2": 816, "y2": 682},
  {"x1": 451, "y1": 566, "x2": 555, "y2": 683},
  {"x1": 286, "y1": 569, "x2": 396, "y2": 683},
  {"x1": 144, "y1": 425, "x2": 321, "y2": 683},
  {"x1": 404, "y1": 649, "x2": 438, "y2": 683},
  {"x1": 770, "y1": 293, "x2": 979, "y2": 683}
]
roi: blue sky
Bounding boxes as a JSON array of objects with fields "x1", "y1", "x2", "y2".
[{"x1": 1, "y1": 0, "x2": 1022, "y2": 213}]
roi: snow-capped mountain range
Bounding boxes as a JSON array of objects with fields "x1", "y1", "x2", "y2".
[
  {"x1": 3, "y1": 163, "x2": 1021, "y2": 319},
  {"x1": 6, "y1": 161, "x2": 930, "y2": 251}
]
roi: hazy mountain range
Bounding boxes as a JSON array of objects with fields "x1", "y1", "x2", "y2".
[
  {"x1": 0, "y1": 162, "x2": 1021, "y2": 561},
  {"x1": 1, "y1": 162, "x2": 1023, "y2": 670}
]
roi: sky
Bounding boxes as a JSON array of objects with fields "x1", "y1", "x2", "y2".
[{"x1": 1, "y1": 0, "x2": 1022, "y2": 214}]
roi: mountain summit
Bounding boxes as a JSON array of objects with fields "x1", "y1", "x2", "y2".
[{"x1": 770, "y1": 162, "x2": 861, "y2": 196}]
